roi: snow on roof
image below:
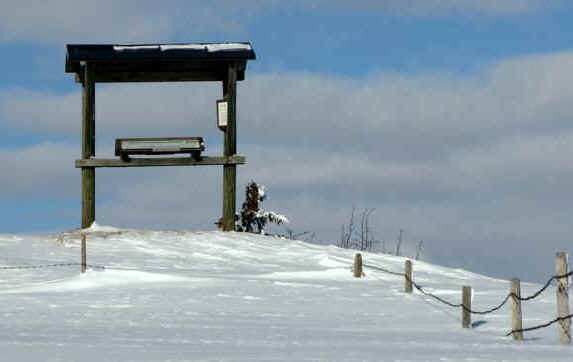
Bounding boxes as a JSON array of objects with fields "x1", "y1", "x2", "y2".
[
  {"x1": 112, "y1": 45, "x2": 160, "y2": 52},
  {"x1": 111, "y1": 43, "x2": 253, "y2": 53},
  {"x1": 159, "y1": 43, "x2": 253, "y2": 52}
]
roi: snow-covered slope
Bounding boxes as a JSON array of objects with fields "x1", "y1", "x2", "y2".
[{"x1": 0, "y1": 228, "x2": 570, "y2": 361}]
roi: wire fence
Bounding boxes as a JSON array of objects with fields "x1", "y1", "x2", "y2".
[
  {"x1": 1, "y1": 252, "x2": 571, "y2": 341},
  {"x1": 362, "y1": 262, "x2": 573, "y2": 338}
]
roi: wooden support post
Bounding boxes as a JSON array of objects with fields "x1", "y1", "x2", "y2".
[
  {"x1": 404, "y1": 260, "x2": 413, "y2": 293},
  {"x1": 222, "y1": 63, "x2": 238, "y2": 231},
  {"x1": 556, "y1": 251, "x2": 571, "y2": 344},
  {"x1": 81, "y1": 234, "x2": 87, "y2": 273},
  {"x1": 462, "y1": 286, "x2": 472, "y2": 329},
  {"x1": 81, "y1": 168, "x2": 95, "y2": 228},
  {"x1": 81, "y1": 63, "x2": 96, "y2": 228},
  {"x1": 510, "y1": 278, "x2": 523, "y2": 340},
  {"x1": 353, "y1": 253, "x2": 363, "y2": 278}
]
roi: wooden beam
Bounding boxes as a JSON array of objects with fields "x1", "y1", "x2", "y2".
[
  {"x1": 94, "y1": 71, "x2": 225, "y2": 83},
  {"x1": 85, "y1": 60, "x2": 247, "y2": 83},
  {"x1": 222, "y1": 63, "x2": 238, "y2": 231},
  {"x1": 73, "y1": 60, "x2": 248, "y2": 83},
  {"x1": 81, "y1": 63, "x2": 96, "y2": 229},
  {"x1": 75, "y1": 155, "x2": 246, "y2": 168}
]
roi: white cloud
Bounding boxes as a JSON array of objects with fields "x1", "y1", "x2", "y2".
[
  {"x1": 0, "y1": 89, "x2": 78, "y2": 133},
  {"x1": 9, "y1": 48, "x2": 573, "y2": 156},
  {"x1": 0, "y1": 0, "x2": 246, "y2": 44},
  {"x1": 0, "y1": 83, "x2": 222, "y2": 141},
  {"x1": 0, "y1": 143, "x2": 77, "y2": 197},
  {"x1": 0, "y1": 0, "x2": 560, "y2": 44},
  {"x1": 97, "y1": 166, "x2": 222, "y2": 230},
  {"x1": 299, "y1": 0, "x2": 549, "y2": 14}
]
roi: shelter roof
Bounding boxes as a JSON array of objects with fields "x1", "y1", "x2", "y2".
[{"x1": 66, "y1": 42, "x2": 256, "y2": 82}]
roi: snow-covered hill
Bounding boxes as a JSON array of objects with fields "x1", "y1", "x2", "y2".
[{"x1": 0, "y1": 226, "x2": 570, "y2": 361}]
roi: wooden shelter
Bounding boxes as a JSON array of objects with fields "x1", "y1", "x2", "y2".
[{"x1": 65, "y1": 43, "x2": 256, "y2": 231}]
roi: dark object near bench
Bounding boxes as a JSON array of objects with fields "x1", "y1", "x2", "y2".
[{"x1": 115, "y1": 137, "x2": 205, "y2": 161}]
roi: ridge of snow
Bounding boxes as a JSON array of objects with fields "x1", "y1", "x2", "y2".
[
  {"x1": 82, "y1": 222, "x2": 123, "y2": 233},
  {"x1": 0, "y1": 269, "x2": 191, "y2": 294},
  {"x1": 0, "y1": 234, "x2": 23, "y2": 242}
]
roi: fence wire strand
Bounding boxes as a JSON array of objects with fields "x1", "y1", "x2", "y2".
[
  {"x1": 363, "y1": 263, "x2": 512, "y2": 315},
  {"x1": 0, "y1": 262, "x2": 105, "y2": 270},
  {"x1": 516, "y1": 276, "x2": 557, "y2": 301},
  {"x1": 506, "y1": 314, "x2": 573, "y2": 336},
  {"x1": 362, "y1": 263, "x2": 405, "y2": 277},
  {"x1": 410, "y1": 274, "x2": 513, "y2": 315}
]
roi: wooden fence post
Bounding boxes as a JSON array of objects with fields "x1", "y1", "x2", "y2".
[
  {"x1": 556, "y1": 251, "x2": 571, "y2": 344},
  {"x1": 353, "y1": 253, "x2": 363, "y2": 278},
  {"x1": 405, "y1": 260, "x2": 413, "y2": 293},
  {"x1": 510, "y1": 278, "x2": 523, "y2": 340},
  {"x1": 81, "y1": 234, "x2": 87, "y2": 273},
  {"x1": 462, "y1": 286, "x2": 472, "y2": 328}
]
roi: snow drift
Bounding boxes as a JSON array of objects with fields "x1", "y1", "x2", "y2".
[{"x1": 0, "y1": 226, "x2": 569, "y2": 361}]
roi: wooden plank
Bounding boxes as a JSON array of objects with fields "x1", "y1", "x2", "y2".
[
  {"x1": 556, "y1": 252, "x2": 571, "y2": 344},
  {"x1": 75, "y1": 155, "x2": 246, "y2": 168},
  {"x1": 81, "y1": 63, "x2": 96, "y2": 229},
  {"x1": 510, "y1": 278, "x2": 523, "y2": 340},
  {"x1": 222, "y1": 63, "x2": 238, "y2": 231}
]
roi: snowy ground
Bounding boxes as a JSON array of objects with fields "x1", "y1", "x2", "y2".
[{"x1": 0, "y1": 226, "x2": 571, "y2": 361}]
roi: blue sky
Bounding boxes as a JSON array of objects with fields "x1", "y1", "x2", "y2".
[{"x1": 2, "y1": 0, "x2": 573, "y2": 281}]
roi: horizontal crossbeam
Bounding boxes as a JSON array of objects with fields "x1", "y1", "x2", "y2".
[{"x1": 75, "y1": 155, "x2": 246, "y2": 168}]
